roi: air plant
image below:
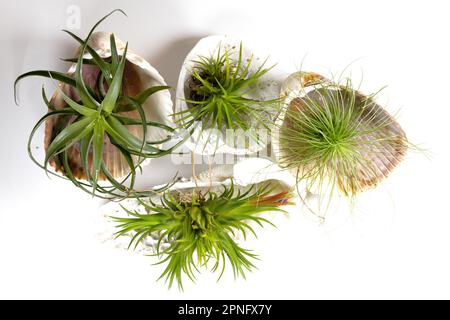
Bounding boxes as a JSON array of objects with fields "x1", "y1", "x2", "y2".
[
  {"x1": 276, "y1": 72, "x2": 408, "y2": 206},
  {"x1": 15, "y1": 10, "x2": 181, "y2": 198},
  {"x1": 176, "y1": 43, "x2": 277, "y2": 131},
  {"x1": 174, "y1": 36, "x2": 281, "y2": 155},
  {"x1": 112, "y1": 180, "x2": 293, "y2": 290}
]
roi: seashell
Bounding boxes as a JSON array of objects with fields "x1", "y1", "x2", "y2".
[
  {"x1": 174, "y1": 35, "x2": 282, "y2": 156},
  {"x1": 45, "y1": 32, "x2": 173, "y2": 180},
  {"x1": 98, "y1": 157, "x2": 295, "y2": 253},
  {"x1": 272, "y1": 71, "x2": 408, "y2": 195}
]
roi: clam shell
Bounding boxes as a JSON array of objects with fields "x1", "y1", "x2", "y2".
[
  {"x1": 272, "y1": 71, "x2": 408, "y2": 194},
  {"x1": 45, "y1": 32, "x2": 173, "y2": 180},
  {"x1": 98, "y1": 157, "x2": 295, "y2": 253},
  {"x1": 174, "y1": 35, "x2": 282, "y2": 156}
]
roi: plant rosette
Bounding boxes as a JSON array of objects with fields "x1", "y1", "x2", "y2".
[
  {"x1": 174, "y1": 35, "x2": 283, "y2": 156},
  {"x1": 98, "y1": 158, "x2": 295, "y2": 289},
  {"x1": 15, "y1": 10, "x2": 177, "y2": 198},
  {"x1": 272, "y1": 71, "x2": 408, "y2": 213}
]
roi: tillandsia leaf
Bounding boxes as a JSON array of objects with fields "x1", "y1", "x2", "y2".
[
  {"x1": 75, "y1": 8, "x2": 126, "y2": 81},
  {"x1": 108, "y1": 142, "x2": 136, "y2": 187},
  {"x1": 18, "y1": 9, "x2": 183, "y2": 199},
  {"x1": 79, "y1": 134, "x2": 93, "y2": 181},
  {"x1": 179, "y1": 42, "x2": 280, "y2": 135},
  {"x1": 104, "y1": 116, "x2": 160, "y2": 154},
  {"x1": 91, "y1": 120, "x2": 105, "y2": 193},
  {"x1": 62, "y1": 29, "x2": 112, "y2": 84},
  {"x1": 61, "y1": 57, "x2": 96, "y2": 65},
  {"x1": 61, "y1": 148, "x2": 125, "y2": 199},
  {"x1": 50, "y1": 77, "x2": 98, "y2": 117},
  {"x1": 28, "y1": 109, "x2": 140, "y2": 199},
  {"x1": 135, "y1": 86, "x2": 171, "y2": 106},
  {"x1": 111, "y1": 181, "x2": 293, "y2": 290},
  {"x1": 96, "y1": 72, "x2": 107, "y2": 99},
  {"x1": 67, "y1": 9, "x2": 126, "y2": 112},
  {"x1": 114, "y1": 84, "x2": 169, "y2": 113},
  {"x1": 74, "y1": 40, "x2": 100, "y2": 110},
  {"x1": 102, "y1": 43, "x2": 128, "y2": 114},
  {"x1": 45, "y1": 116, "x2": 95, "y2": 170},
  {"x1": 26, "y1": 108, "x2": 137, "y2": 200},
  {"x1": 27, "y1": 108, "x2": 77, "y2": 171},
  {"x1": 278, "y1": 77, "x2": 408, "y2": 206},
  {"x1": 120, "y1": 97, "x2": 147, "y2": 154},
  {"x1": 110, "y1": 33, "x2": 119, "y2": 73},
  {"x1": 15, "y1": 71, "x2": 77, "y2": 105},
  {"x1": 41, "y1": 86, "x2": 56, "y2": 111},
  {"x1": 112, "y1": 113, "x2": 174, "y2": 131}
]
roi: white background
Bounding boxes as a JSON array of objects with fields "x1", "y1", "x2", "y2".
[{"x1": 0, "y1": 0, "x2": 449, "y2": 299}]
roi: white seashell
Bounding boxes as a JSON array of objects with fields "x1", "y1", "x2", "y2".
[
  {"x1": 97, "y1": 157, "x2": 295, "y2": 254},
  {"x1": 174, "y1": 35, "x2": 283, "y2": 156},
  {"x1": 45, "y1": 32, "x2": 173, "y2": 180}
]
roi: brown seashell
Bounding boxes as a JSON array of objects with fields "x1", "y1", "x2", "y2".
[
  {"x1": 274, "y1": 72, "x2": 408, "y2": 194},
  {"x1": 44, "y1": 32, "x2": 173, "y2": 180}
]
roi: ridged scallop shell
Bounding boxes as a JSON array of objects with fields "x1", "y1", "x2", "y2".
[
  {"x1": 174, "y1": 35, "x2": 281, "y2": 156},
  {"x1": 272, "y1": 71, "x2": 408, "y2": 194},
  {"x1": 45, "y1": 32, "x2": 173, "y2": 180},
  {"x1": 98, "y1": 158, "x2": 295, "y2": 253}
]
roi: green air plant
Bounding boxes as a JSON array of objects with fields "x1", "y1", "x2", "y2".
[
  {"x1": 15, "y1": 10, "x2": 181, "y2": 198},
  {"x1": 112, "y1": 181, "x2": 293, "y2": 290},
  {"x1": 277, "y1": 72, "x2": 408, "y2": 204},
  {"x1": 175, "y1": 41, "x2": 279, "y2": 134}
]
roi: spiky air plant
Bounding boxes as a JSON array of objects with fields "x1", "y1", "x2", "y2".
[
  {"x1": 275, "y1": 72, "x2": 408, "y2": 206},
  {"x1": 176, "y1": 43, "x2": 276, "y2": 131},
  {"x1": 112, "y1": 181, "x2": 293, "y2": 290},
  {"x1": 174, "y1": 36, "x2": 281, "y2": 154},
  {"x1": 15, "y1": 10, "x2": 181, "y2": 198}
]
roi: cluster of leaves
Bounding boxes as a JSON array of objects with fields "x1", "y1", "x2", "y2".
[
  {"x1": 279, "y1": 79, "x2": 406, "y2": 198},
  {"x1": 15, "y1": 10, "x2": 182, "y2": 198},
  {"x1": 112, "y1": 181, "x2": 292, "y2": 290},
  {"x1": 175, "y1": 43, "x2": 279, "y2": 133}
]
